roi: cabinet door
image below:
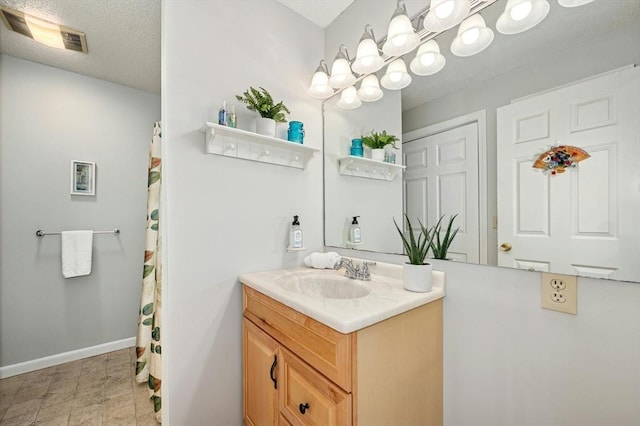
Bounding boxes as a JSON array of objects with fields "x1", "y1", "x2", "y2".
[
  {"x1": 244, "y1": 318, "x2": 279, "y2": 426},
  {"x1": 279, "y1": 348, "x2": 352, "y2": 426}
]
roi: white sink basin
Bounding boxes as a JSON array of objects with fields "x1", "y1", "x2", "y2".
[{"x1": 279, "y1": 271, "x2": 371, "y2": 299}]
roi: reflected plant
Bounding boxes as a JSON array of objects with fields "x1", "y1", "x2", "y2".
[{"x1": 430, "y1": 214, "x2": 459, "y2": 259}]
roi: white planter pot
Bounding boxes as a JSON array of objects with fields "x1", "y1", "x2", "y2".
[
  {"x1": 371, "y1": 148, "x2": 385, "y2": 161},
  {"x1": 275, "y1": 121, "x2": 289, "y2": 140},
  {"x1": 403, "y1": 262, "x2": 433, "y2": 292},
  {"x1": 256, "y1": 117, "x2": 276, "y2": 137}
]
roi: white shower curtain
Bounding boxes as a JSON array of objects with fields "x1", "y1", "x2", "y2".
[{"x1": 136, "y1": 121, "x2": 162, "y2": 422}]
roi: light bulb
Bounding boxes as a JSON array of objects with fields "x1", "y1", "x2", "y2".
[
  {"x1": 510, "y1": 1, "x2": 533, "y2": 21},
  {"x1": 389, "y1": 72, "x2": 403, "y2": 83},
  {"x1": 435, "y1": 0, "x2": 455, "y2": 19},
  {"x1": 461, "y1": 28, "x2": 480, "y2": 45},
  {"x1": 420, "y1": 52, "x2": 436, "y2": 67},
  {"x1": 392, "y1": 34, "x2": 408, "y2": 47}
]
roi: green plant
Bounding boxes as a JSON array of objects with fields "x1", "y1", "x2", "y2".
[
  {"x1": 235, "y1": 87, "x2": 290, "y2": 122},
  {"x1": 430, "y1": 214, "x2": 460, "y2": 259},
  {"x1": 362, "y1": 130, "x2": 399, "y2": 150},
  {"x1": 393, "y1": 214, "x2": 436, "y2": 265}
]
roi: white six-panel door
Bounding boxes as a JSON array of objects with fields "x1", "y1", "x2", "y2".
[
  {"x1": 497, "y1": 67, "x2": 640, "y2": 281},
  {"x1": 404, "y1": 122, "x2": 480, "y2": 263}
]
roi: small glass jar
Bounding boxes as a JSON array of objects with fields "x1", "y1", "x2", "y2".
[
  {"x1": 350, "y1": 138, "x2": 363, "y2": 157},
  {"x1": 287, "y1": 121, "x2": 304, "y2": 144}
]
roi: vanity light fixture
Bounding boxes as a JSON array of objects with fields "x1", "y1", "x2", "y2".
[
  {"x1": 423, "y1": 0, "x2": 471, "y2": 33},
  {"x1": 306, "y1": 60, "x2": 335, "y2": 99},
  {"x1": 450, "y1": 14, "x2": 494, "y2": 57},
  {"x1": 336, "y1": 86, "x2": 362, "y2": 109},
  {"x1": 381, "y1": 58, "x2": 412, "y2": 90},
  {"x1": 496, "y1": 0, "x2": 550, "y2": 35},
  {"x1": 382, "y1": 0, "x2": 420, "y2": 57},
  {"x1": 0, "y1": 6, "x2": 88, "y2": 53},
  {"x1": 352, "y1": 25, "x2": 385, "y2": 75},
  {"x1": 328, "y1": 44, "x2": 356, "y2": 89},
  {"x1": 410, "y1": 40, "x2": 446, "y2": 76},
  {"x1": 357, "y1": 75, "x2": 384, "y2": 102},
  {"x1": 558, "y1": 0, "x2": 595, "y2": 7}
]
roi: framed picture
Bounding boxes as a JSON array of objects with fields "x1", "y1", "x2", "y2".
[{"x1": 70, "y1": 160, "x2": 96, "y2": 196}]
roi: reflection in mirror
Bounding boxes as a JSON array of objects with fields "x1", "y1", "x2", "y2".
[{"x1": 323, "y1": 0, "x2": 640, "y2": 282}]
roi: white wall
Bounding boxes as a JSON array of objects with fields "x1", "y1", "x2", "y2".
[
  {"x1": 0, "y1": 55, "x2": 160, "y2": 368},
  {"x1": 162, "y1": 1, "x2": 324, "y2": 423},
  {"x1": 330, "y1": 248, "x2": 640, "y2": 426}
]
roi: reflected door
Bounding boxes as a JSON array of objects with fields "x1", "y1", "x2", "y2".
[
  {"x1": 497, "y1": 67, "x2": 640, "y2": 281},
  {"x1": 404, "y1": 122, "x2": 480, "y2": 263}
]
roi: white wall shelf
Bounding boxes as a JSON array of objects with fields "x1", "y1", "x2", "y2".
[
  {"x1": 337, "y1": 156, "x2": 405, "y2": 181},
  {"x1": 201, "y1": 122, "x2": 319, "y2": 170}
]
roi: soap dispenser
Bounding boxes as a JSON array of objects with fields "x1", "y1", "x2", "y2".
[
  {"x1": 289, "y1": 215, "x2": 303, "y2": 249},
  {"x1": 349, "y1": 216, "x2": 361, "y2": 244}
]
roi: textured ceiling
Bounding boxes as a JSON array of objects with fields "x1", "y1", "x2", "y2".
[{"x1": 0, "y1": 0, "x2": 160, "y2": 93}]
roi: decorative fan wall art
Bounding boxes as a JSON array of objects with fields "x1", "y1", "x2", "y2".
[{"x1": 532, "y1": 144, "x2": 590, "y2": 175}]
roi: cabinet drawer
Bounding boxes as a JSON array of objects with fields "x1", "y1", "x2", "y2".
[
  {"x1": 243, "y1": 286, "x2": 352, "y2": 391},
  {"x1": 279, "y1": 348, "x2": 352, "y2": 426}
]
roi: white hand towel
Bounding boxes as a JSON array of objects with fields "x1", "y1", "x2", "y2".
[
  {"x1": 303, "y1": 252, "x2": 341, "y2": 269},
  {"x1": 61, "y1": 230, "x2": 94, "y2": 278}
]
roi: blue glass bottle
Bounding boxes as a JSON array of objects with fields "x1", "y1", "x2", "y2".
[{"x1": 350, "y1": 138, "x2": 363, "y2": 157}]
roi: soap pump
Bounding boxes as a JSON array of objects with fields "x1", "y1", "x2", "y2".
[
  {"x1": 289, "y1": 215, "x2": 303, "y2": 249},
  {"x1": 349, "y1": 216, "x2": 361, "y2": 244}
]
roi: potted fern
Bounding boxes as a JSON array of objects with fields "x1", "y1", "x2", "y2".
[
  {"x1": 393, "y1": 214, "x2": 436, "y2": 292},
  {"x1": 362, "y1": 130, "x2": 399, "y2": 162},
  {"x1": 430, "y1": 214, "x2": 460, "y2": 260},
  {"x1": 236, "y1": 87, "x2": 290, "y2": 137}
]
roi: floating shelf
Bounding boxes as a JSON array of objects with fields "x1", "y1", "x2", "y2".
[
  {"x1": 201, "y1": 122, "x2": 319, "y2": 170},
  {"x1": 337, "y1": 156, "x2": 405, "y2": 181},
  {"x1": 286, "y1": 246, "x2": 306, "y2": 252}
]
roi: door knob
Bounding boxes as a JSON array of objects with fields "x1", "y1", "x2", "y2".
[{"x1": 500, "y1": 242, "x2": 512, "y2": 252}]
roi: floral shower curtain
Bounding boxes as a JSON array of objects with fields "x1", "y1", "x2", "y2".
[{"x1": 136, "y1": 121, "x2": 163, "y2": 422}]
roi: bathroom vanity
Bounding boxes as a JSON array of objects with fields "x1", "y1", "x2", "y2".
[{"x1": 240, "y1": 265, "x2": 445, "y2": 426}]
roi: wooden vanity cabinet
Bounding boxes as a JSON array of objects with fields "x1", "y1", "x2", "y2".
[{"x1": 242, "y1": 285, "x2": 443, "y2": 426}]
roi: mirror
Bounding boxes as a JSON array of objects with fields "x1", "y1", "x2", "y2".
[{"x1": 324, "y1": 0, "x2": 640, "y2": 282}]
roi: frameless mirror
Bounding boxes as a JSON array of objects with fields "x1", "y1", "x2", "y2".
[{"x1": 323, "y1": 0, "x2": 640, "y2": 282}]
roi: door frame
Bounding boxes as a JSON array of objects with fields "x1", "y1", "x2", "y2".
[{"x1": 403, "y1": 110, "x2": 488, "y2": 264}]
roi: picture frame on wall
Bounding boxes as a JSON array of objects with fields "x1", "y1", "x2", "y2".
[{"x1": 70, "y1": 160, "x2": 96, "y2": 196}]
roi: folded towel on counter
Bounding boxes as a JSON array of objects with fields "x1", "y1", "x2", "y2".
[
  {"x1": 61, "y1": 230, "x2": 94, "y2": 278},
  {"x1": 303, "y1": 252, "x2": 341, "y2": 269}
]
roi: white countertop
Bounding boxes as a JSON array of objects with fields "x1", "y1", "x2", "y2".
[{"x1": 239, "y1": 262, "x2": 445, "y2": 334}]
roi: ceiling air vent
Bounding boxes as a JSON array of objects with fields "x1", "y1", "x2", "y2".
[{"x1": 0, "y1": 6, "x2": 88, "y2": 53}]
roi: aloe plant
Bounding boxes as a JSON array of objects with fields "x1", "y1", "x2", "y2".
[
  {"x1": 430, "y1": 214, "x2": 460, "y2": 259},
  {"x1": 235, "y1": 86, "x2": 290, "y2": 122},
  {"x1": 393, "y1": 214, "x2": 435, "y2": 265}
]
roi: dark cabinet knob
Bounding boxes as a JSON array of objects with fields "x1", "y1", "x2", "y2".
[{"x1": 299, "y1": 403, "x2": 310, "y2": 414}]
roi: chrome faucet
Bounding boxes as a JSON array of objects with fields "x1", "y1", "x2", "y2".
[{"x1": 334, "y1": 258, "x2": 373, "y2": 281}]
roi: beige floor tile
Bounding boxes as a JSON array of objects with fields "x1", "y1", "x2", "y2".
[
  {"x1": 55, "y1": 361, "x2": 83, "y2": 373},
  {"x1": 135, "y1": 412, "x2": 159, "y2": 426},
  {"x1": 36, "y1": 400, "x2": 73, "y2": 422},
  {"x1": 72, "y1": 390, "x2": 106, "y2": 409},
  {"x1": 12, "y1": 383, "x2": 50, "y2": 404},
  {"x1": 41, "y1": 387, "x2": 76, "y2": 409},
  {"x1": 35, "y1": 414, "x2": 70, "y2": 426},
  {"x1": 0, "y1": 376, "x2": 25, "y2": 390},
  {"x1": 0, "y1": 411, "x2": 38, "y2": 425},
  {"x1": 68, "y1": 404, "x2": 104, "y2": 426},
  {"x1": 2, "y1": 398, "x2": 42, "y2": 420},
  {"x1": 134, "y1": 397, "x2": 154, "y2": 417}
]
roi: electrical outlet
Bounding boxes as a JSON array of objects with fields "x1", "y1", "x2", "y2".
[
  {"x1": 550, "y1": 279, "x2": 566, "y2": 290},
  {"x1": 541, "y1": 272, "x2": 577, "y2": 314}
]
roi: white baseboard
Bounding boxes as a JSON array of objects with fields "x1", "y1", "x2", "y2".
[{"x1": 0, "y1": 337, "x2": 136, "y2": 379}]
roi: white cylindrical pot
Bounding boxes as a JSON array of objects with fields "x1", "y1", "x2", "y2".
[
  {"x1": 403, "y1": 263, "x2": 433, "y2": 292},
  {"x1": 256, "y1": 117, "x2": 276, "y2": 137},
  {"x1": 276, "y1": 121, "x2": 288, "y2": 140},
  {"x1": 371, "y1": 148, "x2": 385, "y2": 162}
]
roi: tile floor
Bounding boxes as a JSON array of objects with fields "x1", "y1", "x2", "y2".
[{"x1": 0, "y1": 347, "x2": 159, "y2": 426}]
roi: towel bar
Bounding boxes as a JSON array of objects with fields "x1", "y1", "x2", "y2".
[{"x1": 35, "y1": 229, "x2": 120, "y2": 237}]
